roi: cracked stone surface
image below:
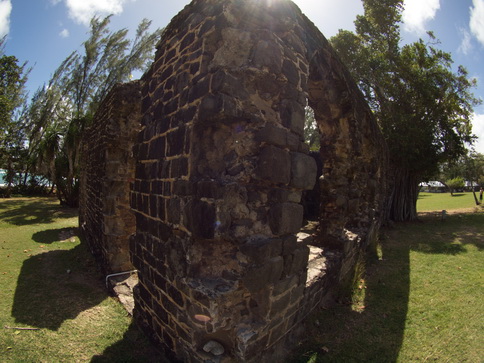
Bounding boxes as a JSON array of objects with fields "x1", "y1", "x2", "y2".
[{"x1": 108, "y1": 273, "x2": 138, "y2": 315}]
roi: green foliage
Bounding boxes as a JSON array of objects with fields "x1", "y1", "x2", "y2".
[
  {"x1": 465, "y1": 152, "x2": 484, "y2": 186},
  {"x1": 0, "y1": 56, "x2": 21, "y2": 126},
  {"x1": 0, "y1": 39, "x2": 31, "y2": 196},
  {"x1": 304, "y1": 105, "x2": 320, "y2": 151},
  {"x1": 445, "y1": 177, "x2": 465, "y2": 195},
  {"x1": 439, "y1": 153, "x2": 484, "y2": 203},
  {"x1": 330, "y1": 0, "x2": 480, "y2": 221},
  {"x1": 25, "y1": 16, "x2": 162, "y2": 206}
]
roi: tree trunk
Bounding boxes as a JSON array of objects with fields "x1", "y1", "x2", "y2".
[{"x1": 388, "y1": 167, "x2": 419, "y2": 222}]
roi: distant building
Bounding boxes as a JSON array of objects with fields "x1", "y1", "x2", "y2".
[
  {"x1": 464, "y1": 181, "x2": 480, "y2": 192},
  {"x1": 419, "y1": 181, "x2": 446, "y2": 193}
]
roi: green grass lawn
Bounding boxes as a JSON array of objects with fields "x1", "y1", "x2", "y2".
[
  {"x1": 0, "y1": 197, "x2": 163, "y2": 362},
  {"x1": 1, "y1": 196, "x2": 482, "y2": 362},
  {"x1": 293, "y1": 199, "x2": 483, "y2": 362},
  {"x1": 417, "y1": 191, "x2": 481, "y2": 212}
]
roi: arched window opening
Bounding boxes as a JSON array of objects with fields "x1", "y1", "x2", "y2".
[
  {"x1": 302, "y1": 103, "x2": 322, "y2": 227},
  {"x1": 303, "y1": 104, "x2": 320, "y2": 152}
]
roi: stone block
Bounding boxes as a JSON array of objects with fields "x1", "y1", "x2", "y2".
[
  {"x1": 153, "y1": 300, "x2": 170, "y2": 324},
  {"x1": 188, "y1": 76, "x2": 210, "y2": 104},
  {"x1": 273, "y1": 275, "x2": 299, "y2": 296},
  {"x1": 282, "y1": 59, "x2": 299, "y2": 86},
  {"x1": 167, "y1": 126, "x2": 186, "y2": 157},
  {"x1": 286, "y1": 132, "x2": 300, "y2": 151},
  {"x1": 268, "y1": 188, "x2": 290, "y2": 203},
  {"x1": 170, "y1": 157, "x2": 188, "y2": 178},
  {"x1": 185, "y1": 200, "x2": 216, "y2": 239},
  {"x1": 173, "y1": 180, "x2": 194, "y2": 196},
  {"x1": 255, "y1": 145, "x2": 290, "y2": 185},
  {"x1": 279, "y1": 99, "x2": 305, "y2": 137},
  {"x1": 152, "y1": 180, "x2": 163, "y2": 195},
  {"x1": 289, "y1": 284, "x2": 305, "y2": 305},
  {"x1": 149, "y1": 195, "x2": 158, "y2": 218},
  {"x1": 180, "y1": 32, "x2": 195, "y2": 52},
  {"x1": 240, "y1": 237, "x2": 282, "y2": 265},
  {"x1": 242, "y1": 256, "x2": 284, "y2": 292},
  {"x1": 198, "y1": 18, "x2": 215, "y2": 37},
  {"x1": 167, "y1": 284, "x2": 185, "y2": 308},
  {"x1": 282, "y1": 235, "x2": 297, "y2": 255},
  {"x1": 290, "y1": 152, "x2": 317, "y2": 190},
  {"x1": 270, "y1": 291, "x2": 291, "y2": 318},
  {"x1": 255, "y1": 124, "x2": 287, "y2": 148},
  {"x1": 211, "y1": 70, "x2": 248, "y2": 99},
  {"x1": 164, "y1": 97, "x2": 179, "y2": 115},
  {"x1": 269, "y1": 203, "x2": 303, "y2": 235},
  {"x1": 198, "y1": 94, "x2": 224, "y2": 121},
  {"x1": 251, "y1": 39, "x2": 283, "y2": 73},
  {"x1": 167, "y1": 198, "x2": 181, "y2": 224},
  {"x1": 196, "y1": 180, "x2": 222, "y2": 199},
  {"x1": 287, "y1": 245, "x2": 310, "y2": 276}
]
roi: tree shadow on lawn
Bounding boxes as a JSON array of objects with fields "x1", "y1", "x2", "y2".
[
  {"x1": 91, "y1": 322, "x2": 169, "y2": 363},
  {"x1": 12, "y1": 242, "x2": 107, "y2": 330},
  {"x1": 12, "y1": 234, "x2": 166, "y2": 361},
  {"x1": 415, "y1": 212, "x2": 484, "y2": 252},
  {"x1": 32, "y1": 227, "x2": 78, "y2": 244},
  {"x1": 0, "y1": 197, "x2": 77, "y2": 226},
  {"x1": 290, "y1": 211, "x2": 483, "y2": 362}
]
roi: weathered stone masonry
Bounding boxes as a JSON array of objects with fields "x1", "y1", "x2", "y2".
[
  {"x1": 80, "y1": 0, "x2": 387, "y2": 361},
  {"x1": 79, "y1": 82, "x2": 141, "y2": 273}
]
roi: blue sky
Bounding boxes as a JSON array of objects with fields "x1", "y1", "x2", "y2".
[{"x1": 1, "y1": 0, "x2": 484, "y2": 153}]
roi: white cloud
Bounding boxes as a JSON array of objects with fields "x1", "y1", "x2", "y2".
[
  {"x1": 472, "y1": 113, "x2": 484, "y2": 154},
  {"x1": 403, "y1": 0, "x2": 440, "y2": 34},
  {"x1": 65, "y1": 0, "x2": 129, "y2": 25},
  {"x1": 0, "y1": 0, "x2": 12, "y2": 37},
  {"x1": 458, "y1": 28, "x2": 473, "y2": 54},
  {"x1": 59, "y1": 28, "x2": 70, "y2": 38},
  {"x1": 470, "y1": 0, "x2": 484, "y2": 46}
]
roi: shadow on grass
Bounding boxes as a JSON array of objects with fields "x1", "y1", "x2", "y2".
[
  {"x1": 32, "y1": 227, "x2": 78, "y2": 244},
  {"x1": 90, "y1": 322, "x2": 169, "y2": 363},
  {"x1": 290, "y1": 235, "x2": 410, "y2": 363},
  {"x1": 12, "y1": 238, "x2": 166, "y2": 361},
  {"x1": 0, "y1": 197, "x2": 77, "y2": 226},
  {"x1": 12, "y1": 243, "x2": 106, "y2": 330},
  {"x1": 414, "y1": 212, "x2": 484, "y2": 252},
  {"x1": 290, "y1": 211, "x2": 483, "y2": 362}
]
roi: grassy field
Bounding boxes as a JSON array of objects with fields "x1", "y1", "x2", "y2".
[
  {"x1": 417, "y1": 191, "x2": 481, "y2": 212},
  {"x1": 0, "y1": 197, "x2": 163, "y2": 362},
  {"x1": 293, "y1": 194, "x2": 483, "y2": 362},
  {"x1": 1, "y1": 195, "x2": 482, "y2": 362}
]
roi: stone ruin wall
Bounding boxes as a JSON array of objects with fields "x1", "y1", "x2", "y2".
[
  {"x1": 79, "y1": 82, "x2": 141, "y2": 273},
  {"x1": 80, "y1": 0, "x2": 387, "y2": 361}
]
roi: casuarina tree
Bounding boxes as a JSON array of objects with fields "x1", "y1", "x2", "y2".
[
  {"x1": 0, "y1": 37, "x2": 30, "y2": 196},
  {"x1": 26, "y1": 16, "x2": 163, "y2": 206}
]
